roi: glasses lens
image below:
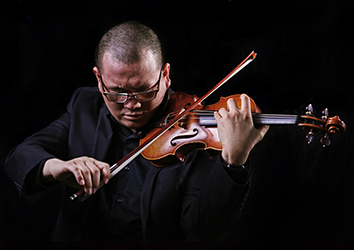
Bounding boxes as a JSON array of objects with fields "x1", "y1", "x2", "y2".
[
  {"x1": 105, "y1": 93, "x2": 127, "y2": 103},
  {"x1": 135, "y1": 90, "x2": 158, "y2": 102}
]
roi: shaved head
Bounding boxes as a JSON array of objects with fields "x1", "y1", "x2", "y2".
[{"x1": 95, "y1": 21, "x2": 163, "y2": 72}]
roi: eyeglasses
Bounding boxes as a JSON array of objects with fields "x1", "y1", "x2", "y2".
[{"x1": 100, "y1": 70, "x2": 161, "y2": 104}]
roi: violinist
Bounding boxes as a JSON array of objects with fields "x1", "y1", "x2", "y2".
[{"x1": 4, "y1": 21, "x2": 269, "y2": 241}]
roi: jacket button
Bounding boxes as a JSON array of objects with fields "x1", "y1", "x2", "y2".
[
  {"x1": 124, "y1": 166, "x2": 130, "y2": 171},
  {"x1": 117, "y1": 197, "x2": 124, "y2": 203}
]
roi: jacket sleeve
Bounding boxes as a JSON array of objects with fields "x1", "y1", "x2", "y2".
[
  {"x1": 181, "y1": 153, "x2": 251, "y2": 241},
  {"x1": 4, "y1": 88, "x2": 82, "y2": 196}
]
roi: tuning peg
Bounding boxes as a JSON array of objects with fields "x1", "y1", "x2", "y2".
[
  {"x1": 306, "y1": 130, "x2": 315, "y2": 144},
  {"x1": 321, "y1": 108, "x2": 329, "y2": 121},
  {"x1": 306, "y1": 104, "x2": 314, "y2": 115},
  {"x1": 320, "y1": 132, "x2": 331, "y2": 147},
  {"x1": 304, "y1": 104, "x2": 315, "y2": 144}
]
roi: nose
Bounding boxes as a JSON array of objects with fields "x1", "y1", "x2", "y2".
[{"x1": 124, "y1": 96, "x2": 142, "y2": 109}]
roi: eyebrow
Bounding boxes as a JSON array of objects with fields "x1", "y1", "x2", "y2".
[
  {"x1": 106, "y1": 82, "x2": 154, "y2": 93},
  {"x1": 101, "y1": 69, "x2": 161, "y2": 93},
  {"x1": 109, "y1": 86, "x2": 129, "y2": 92}
]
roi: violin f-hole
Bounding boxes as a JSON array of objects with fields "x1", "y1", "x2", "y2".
[{"x1": 170, "y1": 128, "x2": 199, "y2": 146}]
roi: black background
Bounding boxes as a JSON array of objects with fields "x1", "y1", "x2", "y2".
[{"x1": 1, "y1": 0, "x2": 354, "y2": 244}]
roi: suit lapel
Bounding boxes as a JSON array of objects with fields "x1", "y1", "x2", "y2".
[
  {"x1": 140, "y1": 166, "x2": 161, "y2": 239},
  {"x1": 91, "y1": 106, "x2": 113, "y2": 161}
]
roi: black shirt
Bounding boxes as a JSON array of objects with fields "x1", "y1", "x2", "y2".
[{"x1": 81, "y1": 110, "x2": 152, "y2": 241}]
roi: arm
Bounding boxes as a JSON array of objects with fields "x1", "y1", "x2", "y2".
[
  {"x1": 4, "y1": 88, "x2": 110, "y2": 196},
  {"x1": 181, "y1": 154, "x2": 251, "y2": 241},
  {"x1": 181, "y1": 94, "x2": 268, "y2": 240},
  {"x1": 4, "y1": 111, "x2": 72, "y2": 195}
]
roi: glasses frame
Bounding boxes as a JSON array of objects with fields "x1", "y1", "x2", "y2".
[{"x1": 99, "y1": 69, "x2": 162, "y2": 104}]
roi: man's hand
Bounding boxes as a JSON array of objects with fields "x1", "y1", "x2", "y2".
[
  {"x1": 41, "y1": 157, "x2": 111, "y2": 195},
  {"x1": 214, "y1": 94, "x2": 269, "y2": 166}
]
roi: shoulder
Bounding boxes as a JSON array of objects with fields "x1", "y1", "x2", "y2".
[
  {"x1": 68, "y1": 87, "x2": 104, "y2": 113},
  {"x1": 71, "y1": 86, "x2": 101, "y2": 103}
]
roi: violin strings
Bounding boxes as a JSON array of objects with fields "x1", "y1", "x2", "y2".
[{"x1": 160, "y1": 111, "x2": 299, "y2": 125}]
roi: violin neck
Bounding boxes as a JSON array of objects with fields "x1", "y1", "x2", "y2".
[
  {"x1": 252, "y1": 113, "x2": 300, "y2": 125},
  {"x1": 199, "y1": 113, "x2": 300, "y2": 126}
]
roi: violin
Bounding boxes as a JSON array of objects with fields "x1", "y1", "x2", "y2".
[
  {"x1": 141, "y1": 92, "x2": 346, "y2": 167},
  {"x1": 70, "y1": 51, "x2": 346, "y2": 201}
]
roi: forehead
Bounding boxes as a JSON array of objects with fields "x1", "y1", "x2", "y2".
[
  {"x1": 101, "y1": 51, "x2": 160, "y2": 90},
  {"x1": 101, "y1": 49, "x2": 159, "y2": 74}
]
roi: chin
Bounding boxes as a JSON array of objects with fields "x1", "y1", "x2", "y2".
[{"x1": 121, "y1": 119, "x2": 147, "y2": 132}]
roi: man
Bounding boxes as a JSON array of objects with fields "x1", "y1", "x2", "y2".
[{"x1": 4, "y1": 21, "x2": 269, "y2": 241}]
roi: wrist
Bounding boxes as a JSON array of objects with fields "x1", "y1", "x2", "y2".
[
  {"x1": 221, "y1": 149, "x2": 249, "y2": 166},
  {"x1": 41, "y1": 158, "x2": 60, "y2": 183}
]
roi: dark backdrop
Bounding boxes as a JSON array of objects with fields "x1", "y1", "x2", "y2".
[{"x1": 1, "y1": 0, "x2": 354, "y2": 243}]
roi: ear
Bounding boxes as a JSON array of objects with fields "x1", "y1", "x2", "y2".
[
  {"x1": 162, "y1": 63, "x2": 171, "y2": 89},
  {"x1": 93, "y1": 66, "x2": 103, "y2": 92}
]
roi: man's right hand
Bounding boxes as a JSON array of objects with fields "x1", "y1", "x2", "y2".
[{"x1": 41, "y1": 157, "x2": 110, "y2": 195}]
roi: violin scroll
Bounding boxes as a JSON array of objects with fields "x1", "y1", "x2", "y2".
[
  {"x1": 300, "y1": 104, "x2": 346, "y2": 147},
  {"x1": 326, "y1": 115, "x2": 346, "y2": 135}
]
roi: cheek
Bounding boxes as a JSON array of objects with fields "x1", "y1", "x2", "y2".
[
  {"x1": 148, "y1": 97, "x2": 161, "y2": 109},
  {"x1": 147, "y1": 93, "x2": 165, "y2": 112},
  {"x1": 155, "y1": 88, "x2": 168, "y2": 105}
]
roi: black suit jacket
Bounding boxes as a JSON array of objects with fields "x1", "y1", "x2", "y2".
[{"x1": 4, "y1": 87, "x2": 250, "y2": 241}]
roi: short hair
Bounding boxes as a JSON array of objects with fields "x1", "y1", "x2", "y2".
[{"x1": 95, "y1": 21, "x2": 163, "y2": 72}]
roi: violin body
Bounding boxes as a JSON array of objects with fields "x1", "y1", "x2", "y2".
[{"x1": 141, "y1": 92, "x2": 261, "y2": 166}]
